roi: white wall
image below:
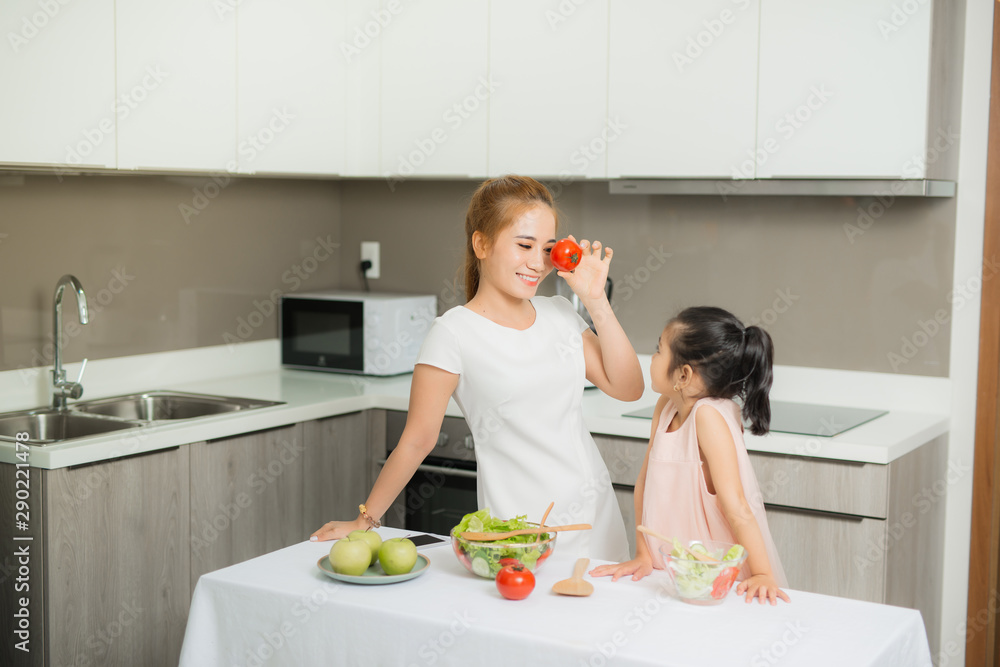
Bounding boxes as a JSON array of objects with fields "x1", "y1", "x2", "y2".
[{"x1": 939, "y1": 2, "x2": 994, "y2": 663}]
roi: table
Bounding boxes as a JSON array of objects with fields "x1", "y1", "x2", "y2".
[{"x1": 179, "y1": 528, "x2": 932, "y2": 667}]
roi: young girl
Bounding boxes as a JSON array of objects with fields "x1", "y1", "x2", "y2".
[
  {"x1": 311, "y1": 175, "x2": 644, "y2": 561},
  {"x1": 591, "y1": 306, "x2": 790, "y2": 604}
]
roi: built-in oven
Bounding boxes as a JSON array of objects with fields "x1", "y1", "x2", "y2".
[{"x1": 379, "y1": 410, "x2": 479, "y2": 535}]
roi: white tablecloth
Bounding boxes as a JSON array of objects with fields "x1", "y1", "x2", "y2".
[{"x1": 179, "y1": 528, "x2": 932, "y2": 667}]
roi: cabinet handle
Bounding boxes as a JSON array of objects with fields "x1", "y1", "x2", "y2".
[
  {"x1": 68, "y1": 445, "x2": 180, "y2": 469},
  {"x1": 375, "y1": 458, "x2": 478, "y2": 480},
  {"x1": 764, "y1": 503, "x2": 867, "y2": 522}
]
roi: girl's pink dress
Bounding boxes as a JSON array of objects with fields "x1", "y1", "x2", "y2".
[{"x1": 642, "y1": 397, "x2": 788, "y2": 586}]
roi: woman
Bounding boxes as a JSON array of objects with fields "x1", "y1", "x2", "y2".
[{"x1": 310, "y1": 175, "x2": 643, "y2": 561}]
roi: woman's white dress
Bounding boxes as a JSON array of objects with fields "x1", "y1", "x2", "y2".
[{"x1": 417, "y1": 295, "x2": 630, "y2": 562}]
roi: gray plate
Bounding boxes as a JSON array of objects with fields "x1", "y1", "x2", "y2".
[{"x1": 316, "y1": 553, "x2": 430, "y2": 585}]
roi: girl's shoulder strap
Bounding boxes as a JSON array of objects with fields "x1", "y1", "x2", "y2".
[{"x1": 691, "y1": 397, "x2": 742, "y2": 430}]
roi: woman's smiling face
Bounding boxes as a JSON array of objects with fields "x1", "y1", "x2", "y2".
[{"x1": 477, "y1": 204, "x2": 557, "y2": 299}]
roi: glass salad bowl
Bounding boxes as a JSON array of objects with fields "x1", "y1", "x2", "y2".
[
  {"x1": 451, "y1": 521, "x2": 556, "y2": 580},
  {"x1": 660, "y1": 539, "x2": 748, "y2": 605}
]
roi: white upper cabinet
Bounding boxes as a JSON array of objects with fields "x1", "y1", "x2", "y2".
[
  {"x1": 0, "y1": 0, "x2": 116, "y2": 168},
  {"x1": 381, "y1": 0, "x2": 489, "y2": 180},
  {"x1": 756, "y1": 1, "x2": 932, "y2": 179},
  {"x1": 608, "y1": 0, "x2": 760, "y2": 179},
  {"x1": 343, "y1": 0, "x2": 382, "y2": 177},
  {"x1": 238, "y1": 0, "x2": 347, "y2": 175},
  {"x1": 116, "y1": 0, "x2": 236, "y2": 172},
  {"x1": 489, "y1": 0, "x2": 609, "y2": 179}
]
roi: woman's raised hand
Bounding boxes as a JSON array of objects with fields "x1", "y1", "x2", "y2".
[{"x1": 558, "y1": 235, "x2": 612, "y2": 304}]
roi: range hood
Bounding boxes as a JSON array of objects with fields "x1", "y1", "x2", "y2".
[{"x1": 609, "y1": 179, "x2": 956, "y2": 197}]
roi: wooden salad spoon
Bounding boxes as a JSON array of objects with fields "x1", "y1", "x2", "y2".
[
  {"x1": 552, "y1": 558, "x2": 594, "y2": 597},
  {"x1": 459, "y1": 523, "x2": 591, "y2": 542},
  {"x1": 534, "y1": 501, "x2": 554, "y2": 546}
]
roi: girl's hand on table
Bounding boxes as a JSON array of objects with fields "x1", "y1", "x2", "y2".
[
  {"x1": 309, "y1": 516, "x2": 367, "y2": 542},
  {"x1": 558, "y1": 236, "x2": 612, "y2": 304},
  {"x1": 589, "y1": 557, "x2": 653, "y2": 582},
  {"x1": 737, "y1": 574, "x2": 791, "y2": 605}
]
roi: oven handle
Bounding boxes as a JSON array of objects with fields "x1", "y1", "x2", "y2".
[{"x1": 376, "y1": 458, "x2": 478, "y2": 480}]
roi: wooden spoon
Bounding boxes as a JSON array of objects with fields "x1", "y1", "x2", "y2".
[
  {"x1": 637, "y1": 525, "x2": 719, "y2": 563},
  {"x1": 459, "y1": 523, "x2": 591, "y2": 542},
  {"x1": 534, "y1": 501, "x2": 554, "y2": 546},
  {"x1": 552, "y1": 558, "x2": 594, "y2": 597}
]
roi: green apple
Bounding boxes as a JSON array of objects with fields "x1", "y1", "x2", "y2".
[
  {"x1": 329, "y1": 536, "x2": 372, "y2": 576},
  {"x1": 348, "y1": 529, "x2": 383, "y2": 561},
  {"x1": 378, "y1": 538, "x2": 418, "y2": 575}
]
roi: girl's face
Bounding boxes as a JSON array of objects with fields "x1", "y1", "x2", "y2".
[
  {"x1": 651, "y1": 326, "x2": 687, "y2": 400},
  {"x1": 477, "y1": 204, "x2": 557, "y2": 300},
  {"x1": 650, "y1": 328, "x2": 675, "y2": 397}
]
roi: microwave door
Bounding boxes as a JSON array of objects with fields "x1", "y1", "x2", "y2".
[{"x1": 281, "y1": 299, "x2": 364, "y2": 371}]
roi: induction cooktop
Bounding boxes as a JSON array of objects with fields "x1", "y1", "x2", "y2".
[{"x1": 621, "y1": 400, "x2": 888, "y2": 437}]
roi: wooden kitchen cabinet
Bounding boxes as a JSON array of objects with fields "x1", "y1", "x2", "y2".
[
  {"x1": 380, "y1": 0, "x2": 489, "y2": 179},
  {"x1": 0, "y1": 464, "x2": 45, "y2": 667},
  {"x1": 237, "y1": 0, "x2": 347, "y2": 176},
  {"x1": 0, "y1": 447, "x2": 190, "y2": 667},
  {"x1": 756, "y1": 0, "x2": 932, "y2": 178},
  {"x1": 607, "y1": 0, "x2": 760, "y2": 179},
  {"x1": 115, "y1": 0, "x2": 237, "y2": 172},
  {"x1": 0, "y1": 0, "x2": 116, "y2": 169},
  {"x1": 302, "y1": 412, "x2": 369, "y2": 534},
  {"x1": 189, "y1": 424, "x2": 305, "y2": 587},
  {"x1": 749, "y1": 435, "x2": 947, "y2": 656},
  {"x1": 488, "y1": 0, "x2": 609, "y2": 178}
]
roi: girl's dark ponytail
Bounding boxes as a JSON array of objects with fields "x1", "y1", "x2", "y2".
[
  {"x1": 664, "y1": 306, "x2": 774, "y2": 436},
  {"x1": 739, "y1": 325, "x2": 774, "y2": 436}
]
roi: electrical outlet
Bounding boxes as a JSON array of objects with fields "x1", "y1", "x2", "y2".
[{"x1": 361, "y1": 241, "x2": 380, "y2": 279}]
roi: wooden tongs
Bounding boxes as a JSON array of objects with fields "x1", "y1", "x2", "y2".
[{"x1": 459, "y1": 523, "x2": 591, "y2": 542}]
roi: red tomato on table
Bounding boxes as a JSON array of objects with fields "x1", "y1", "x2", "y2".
[
  {"x1": 551, "y1": 239, "x2": 582, "y2": 272},
  {"x1": 496, "y1": 564, "x2": 535, "y2": 600}
]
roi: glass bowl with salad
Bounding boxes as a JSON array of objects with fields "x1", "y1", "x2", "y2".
[
  {"x1": 660, "y1": 539, "x2": 747, "y2": 605},
  {"x1": 451, "y1": 509, "x2": 556, "y2": 579}
]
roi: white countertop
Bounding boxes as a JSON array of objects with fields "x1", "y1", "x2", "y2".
[{"x1": 0, "y1": 340, "x2": 950, "y2": 469}]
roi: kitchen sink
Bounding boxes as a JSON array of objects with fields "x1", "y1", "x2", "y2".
[
  {"x1": 0, "y1": 409, "x2": 144, "y2": 445},
  {"x1": 71, "y1": 391, "x2": 285, "y2": 421},
  {"x1": 0, "y1": 391, "x2": 285, "y2": 446}
]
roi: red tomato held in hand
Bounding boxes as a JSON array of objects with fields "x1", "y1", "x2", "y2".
[
  {"x1": 711, "y1": 567, "x2": 740, "y2": 600},
  {"x1": 551, "y1": 238, "x2": 583, "y2": 272},
  {"x1": 496, "y1": 564, "x2": 535, "y2": 600}
]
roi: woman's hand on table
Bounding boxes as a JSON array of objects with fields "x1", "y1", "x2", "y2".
[
  {"x1": 309, "y1": 516, "x2": 367, "y2": 542},
  {"x1": 588, "y1": 557, "x2": 653, "y2": 582},
  {"x1": 737, "y1": 574, "x2": 791, "y2": 605}
]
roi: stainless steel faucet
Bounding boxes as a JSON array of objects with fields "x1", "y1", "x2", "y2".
[{"x1": 52, "y1": 274, "x2": 89, "y2": 409}]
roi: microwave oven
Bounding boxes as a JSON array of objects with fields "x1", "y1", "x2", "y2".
[{"x1": 280, "y1": 291, "x2": 437, "y2": 376}]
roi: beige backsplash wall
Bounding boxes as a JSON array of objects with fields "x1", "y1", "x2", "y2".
[
  {"x1": 340, "y1": 179, "x2": 956, "y2": 376},
  {"x1": 0, "y1": 174, "x2": 955, "y2": 378},
  {"x1": 0, "y1": 175, "x2": 341, "y2": 374}
]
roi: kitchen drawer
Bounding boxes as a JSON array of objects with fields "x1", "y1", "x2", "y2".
[
  {"x1": 749, "y1": 452, "x2": 888, "y2": 519},
  {"x1": 593, "y1": 435, "x2": 646, "y2": 486},
  {"x1": 765, "y1": 505, "x2": 886, "y2": 603},
  {"x1": 386, "y1": 410, "x2": 476, "y2": 463}
]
